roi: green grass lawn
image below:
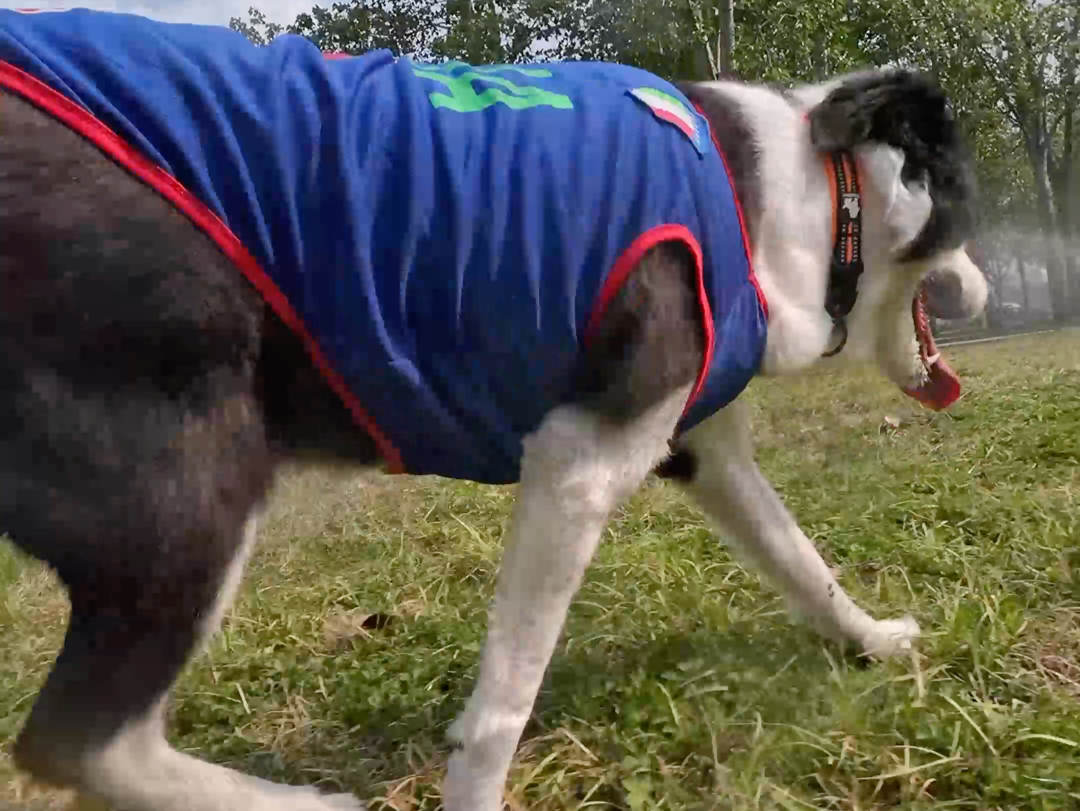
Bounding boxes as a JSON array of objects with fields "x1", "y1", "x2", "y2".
[{"x1": 1, "y1": 331, "x2": 1078, "y2": 810}]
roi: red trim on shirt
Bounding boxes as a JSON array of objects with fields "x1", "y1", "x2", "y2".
[
  {"x1": 693, "y1": 101, "x2": 768, "y2": 319},
  {"x1": 0, "y1": 59, "x2": 405, "y2": 473},
  {"x1": 585, "y1": 224, "x2": 716, "y2": 416}
]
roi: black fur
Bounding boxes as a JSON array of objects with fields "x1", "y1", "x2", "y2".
[
  {"x1": 0, "y1": 89, "x2": 274, "y2": 778},
  {"x1": 256, "y1": 311, "x2": 384, "y2": 465},
  {"x1": 0, "y1": 53, "x2": 976, "y2": 801},
  {"x1": 568, "y1": 240, "x2": 704, "y2": 423},
  {"x1": 807, "y1": 70, "x2": 976, "y2": 261},
  {"x1": 0, "y1": 86, "x2": 704, "y2": 789},
  {"x1": 922, "y1": 267, "x2": 968, "y2": 320},
  {"x1": 654, "y1": 445, "x2": 698, "y2": 482},
  {"x1": 678, "y1": 81, "x2": 762, "y2": 247}
]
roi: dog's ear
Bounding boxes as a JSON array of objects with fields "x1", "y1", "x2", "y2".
[
  {"x1": 808, "y1": 70, "x2": 976, "y2": 261},
  {"x1": 808, "y1": 70, "x2": 949, "y2": 161}
]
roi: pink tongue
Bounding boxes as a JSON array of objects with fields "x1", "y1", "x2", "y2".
[
  {"x1": 902, "y1": 289, "x2": 961, "y2": 410},
  {"x1": 903, "y1": 355, "x2": 961, "y2": 410}
]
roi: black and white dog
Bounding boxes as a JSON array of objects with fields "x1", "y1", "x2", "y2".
[{"x1": 0, "y1": 10, "x2": 986, "y2": 811}]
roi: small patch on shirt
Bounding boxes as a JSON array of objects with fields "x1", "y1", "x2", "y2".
[{"x1": 628, "y1": 86, "x2": 709, "y2": 156}]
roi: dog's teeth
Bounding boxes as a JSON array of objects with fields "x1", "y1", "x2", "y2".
[{"x1": 925, "y1": 352, "x2": 940, "y2": 366}]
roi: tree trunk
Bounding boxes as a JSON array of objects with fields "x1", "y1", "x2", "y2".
[
  {"x1": 1051, "y1": 4, "x2": 1079, "y2": 244},
  {"x1": 1049, "y1": 12, "x2": 1079, "y2": 318},
  {"x1": 983, "y1": 258, "x2": 1004, "y2": 329},
  {"x1": 1017, "y1": 255, "x2": 1030, "y2": 315},
  {"x1": 690, "y1": 2, "x2": 720, "y2": 79},
  {"x1": 1028, "y1": 133, "x2": 1076, "y2": 321},
  {"x1": 719, "y1": 0, "x2": 734, "y2": 74},
  {"x1": 693, "y1": 31, "x2": 712, "y2": 79}
]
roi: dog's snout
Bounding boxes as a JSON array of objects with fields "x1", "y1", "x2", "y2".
[{"x1": 923, "y1": 269, "x2": 968, "y2": 321}]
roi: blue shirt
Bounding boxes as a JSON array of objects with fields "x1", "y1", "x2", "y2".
[{"x1": 0, "y1": 9, "x2": 767, "y2": 483}]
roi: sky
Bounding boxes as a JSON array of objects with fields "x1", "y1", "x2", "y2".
[{"x1": 0, "y1": 0, "x2": 313, "y2": 27}]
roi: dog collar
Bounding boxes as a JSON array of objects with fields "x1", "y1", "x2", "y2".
[{"x1": 821, "y1": 151, "x2": 863, "y2": 357}]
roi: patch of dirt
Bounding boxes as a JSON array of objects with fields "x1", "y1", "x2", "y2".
[
  {"x1": 245, "y1": 693, "x2": 313, "y2": 754},
  {"x1": 1034, "y1": 608, "x2": 1080, "y2": 696},
  {"x1": 322, "y1": 597, "x2": 425, "y2": 651},
  {"x1": 0, "y1": 767, "x2": 80, "y2": 811}
]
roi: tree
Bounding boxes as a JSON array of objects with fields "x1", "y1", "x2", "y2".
[
  {"x1": 433, "y1": 0, "x2": 561, "y2": 64},
  {"x1": 852, "y1": 0, "x2": 1079, "y2": 320},
  {"x1": 971, "y1": 0, "x2": 1079, "y2": 320},
  {"x1": 544, "y1": 0, "x2": 864, "y2": 83},
  {"x1": 231, "y1": 0, "x2": 1078, "y2": 321},
  {"x1": 232, "y1": 1, "x2": 561, "y2": 63},
  {"x1": 280, "y1": 0, "x2": 442, "y2": 56},
  {"x1": 229, "y1": 6, "x2": 283, "y2": 45},
  {"x1": 718, "y1": 0, "x2": 734, "y2": 74}
]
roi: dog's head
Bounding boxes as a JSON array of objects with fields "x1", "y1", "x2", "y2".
[{"x1": 798, "y1": 70, "x2": 986, "y2": 408}]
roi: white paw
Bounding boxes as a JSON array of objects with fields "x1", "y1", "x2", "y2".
[
  {"x1": 259, "y1": 781, "x2": 366, "y2": 811},
  {"x1": 319, "y1": 793, "x2": 368, "y2": 811},
  {"x1": 859, "y1": 615, "x2": 921, "y2": 659},
  {"x1": 443, "y1": 711, "x2": 516, "y2": 811},
  {"x1": 443, "y1": 751, "x2": 505, "y2": 811}
]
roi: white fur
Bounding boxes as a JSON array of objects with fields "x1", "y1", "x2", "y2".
[
  {"x1": 699, "y1": 81, "x2": 837, "y2": 376},
  {"x1": 440, "y1": 74, "x2": 987, "y2": 807},
  {"x1": 78, "y1": 517, "x2": 366, "y2": 811},
  {"x1": 61, "y1": 71, "x2": 987, "y2": 811},
  {"x1": 677, "y1": 401, "x2": 919, "y2": 657},
  {"x1": 938, "y1": 245, "x2": 989, "y2": 316},
  {"x1": 694, "y1": 79, "x2": 987, "y2": 387},
  {"x1": 199, "y1": 513, "x2": 261, "y2": 645},
  {"x1": 85, "y1": 702, "x2": 364, "y2": 811},
  {"x1": 442, "y1": 386, "x2": 692, "y2": 811}
]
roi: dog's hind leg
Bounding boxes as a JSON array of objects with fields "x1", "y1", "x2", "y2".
[
  {"x1": 443, "y1": 242, "x2": 704, "y2": 811},
  {"x1": 6, "y1": 406, "x2": 363, "y2": 811},
  {"x1": 658, "y1": 401, "x2": 920, "y2": 658},
  {"x1": 0, "y1": 88, "x2": 364, "y2": 811}
]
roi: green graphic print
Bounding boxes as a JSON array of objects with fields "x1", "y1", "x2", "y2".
[{"x1": 411, "y1": 60, "x2": 573, "y2": 112}]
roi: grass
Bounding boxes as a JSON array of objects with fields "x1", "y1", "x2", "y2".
[{"x1": 1, "y1": 330, "x2": 1078, "y2": 810}]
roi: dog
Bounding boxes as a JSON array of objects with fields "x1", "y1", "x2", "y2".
[{"x1": 0, "y1": 9, "x2": 987, "y2": 811}]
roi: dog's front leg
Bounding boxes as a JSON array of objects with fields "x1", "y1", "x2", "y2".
[
  {"x1": 669, "y1": 400, "x2": 920, "y2": 658},
  {"x1": 443, "y1": 387, "x2": 689, "y2": 811}
]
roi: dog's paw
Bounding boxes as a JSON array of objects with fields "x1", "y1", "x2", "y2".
[
  {"x1": 324, "y1": 795, "x2": 368, "y2": 811},
  {"x1": 258, "y1": 782, "x2": 366, "y2": 811},
  {"x1": 859, "y1": 615, "x2": 920, "y2": 659},
  {"x1": 317, "y1": 794, "x2": 368, "y2": 811},
  {"x1": 275, "y1": 792, "x2": 365, "y2": 811},
  {"x1": 443, "y1": 751, "x2": 505, "y2": 811}
]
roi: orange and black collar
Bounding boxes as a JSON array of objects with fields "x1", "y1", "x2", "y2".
[{"x1": 821, "y1": 151, "x2": 863, "y2": 357}]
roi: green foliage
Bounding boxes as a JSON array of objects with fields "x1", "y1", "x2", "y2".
[
  {"x1": 228, "y1": 0, "x2": 1077, "y2": 254},
  {"x1": 730, "y1": 0, "x2": 864, "y2": 82},
  {"x1": 432, "y1": 0, "x2": 562, "y2": 64},
  {"x1": 229, "y1": 6, "x2": 284, "y2": 46},
  {"x1": 285, "y1": 0, "x2": 440, "y2": 57},
  {"x1": 230, "y1": 1, "x2": 562, "y2": 63},
  {"x1": 2, "y1": 332, "x2": 1078, "y2": 809}
]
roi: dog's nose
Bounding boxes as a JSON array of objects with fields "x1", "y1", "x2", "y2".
[{"x1": 922, "y1": 269, "x2": 968, "y2": 321}]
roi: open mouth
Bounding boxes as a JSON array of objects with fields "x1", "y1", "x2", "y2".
[{"x1": 902, "y1": 284, "x2": 961, "y2": 410}]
